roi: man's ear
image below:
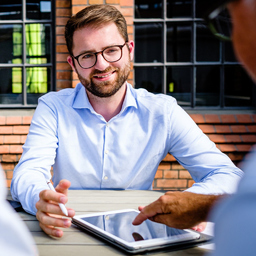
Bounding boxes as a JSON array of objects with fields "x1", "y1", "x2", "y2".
[
  {"x1": 128, "y1": 40, "x2": 135, "y2": 61},
  {"x1": 67, "y1": 56, "x2": 77, "y2": 73}
]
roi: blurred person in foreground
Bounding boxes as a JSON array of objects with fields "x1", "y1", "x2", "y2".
[
  {"x1": 134, "y1": 0, "x2": 256, "y2": 255},
  {"x1": 11, "y1": 4, "x2": 243, "y2": 238},
  {"x1": 0, "y1": 167, "x2": 37, "y2": 255}
]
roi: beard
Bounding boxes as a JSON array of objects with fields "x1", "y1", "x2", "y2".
[{"x1": 77, "y1": 60, "x2": 131, "y2": 98}]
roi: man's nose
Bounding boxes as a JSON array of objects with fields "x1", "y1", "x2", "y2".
[{"x1": 94, "y1": 53, "x2": 109, "y2": 70}]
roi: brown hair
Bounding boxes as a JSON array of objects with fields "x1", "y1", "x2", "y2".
[{"x1": 65, "y1": 4, "x2": 128, "y2": 55}]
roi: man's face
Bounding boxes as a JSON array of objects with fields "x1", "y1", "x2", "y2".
[
  {"x1": 67, "y1": 22, "x2": 134, "y2": 98},
  {"x1": 228, "y1": 0, "x2": 256, "y2": 82}
]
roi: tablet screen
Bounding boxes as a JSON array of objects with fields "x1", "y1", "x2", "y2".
[{"x1": 80, "y1": 210, "x2": 192, "y2": 243}]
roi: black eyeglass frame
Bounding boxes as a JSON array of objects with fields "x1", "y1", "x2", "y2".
[
  {"x1": 203, "y1": 0, "x2": 238, "y2": 41},
  {"x1": 72, "y1": 42, "x2": 128, "y2": 69}
]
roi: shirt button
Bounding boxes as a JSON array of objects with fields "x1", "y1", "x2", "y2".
[
  {"x1": 106, "y1": 123, "x2": 109, "y2": 127},
  {"x1": 104, "y1": 176, "x2": 108, "y2": 180},
  {"x1": 105, "y1": 150, "x2": 108, "y2": 154}
]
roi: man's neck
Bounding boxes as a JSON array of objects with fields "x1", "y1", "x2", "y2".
[{"x1": 86, "y1": 83, "x2": 127, "y2": 122}]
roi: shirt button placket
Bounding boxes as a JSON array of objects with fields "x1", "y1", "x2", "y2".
[{"x1": 103, "y1": 122, "x2": 110, "y2": 186}]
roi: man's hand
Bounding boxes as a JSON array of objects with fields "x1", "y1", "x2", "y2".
[
  {"x1": 132, "y1": 191, "x2": 222, "y2": 231},
  {"x1": 35, "y1": 179, "x2": 75, "y2": 238}
]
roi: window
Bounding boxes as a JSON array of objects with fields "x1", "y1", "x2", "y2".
[
  {"x1": 0, "y1": 0, "x2": 55, "y2": 107},
  {"x1": 134, "y1": 0, "x2": 256, "y2": 108}
]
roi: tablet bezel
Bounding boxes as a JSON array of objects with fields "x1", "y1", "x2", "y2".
[{"x1": 72, "y1": 209, "x2": 201, "y2": 253}]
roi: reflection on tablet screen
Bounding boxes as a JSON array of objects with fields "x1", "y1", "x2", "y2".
[{"x1": 81, "y1": 211, "x2": 188, "y2": 243}]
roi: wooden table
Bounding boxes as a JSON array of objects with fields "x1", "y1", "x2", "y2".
[{"x1": 9, "y1": 190, "x2": 212, "y2": 256}]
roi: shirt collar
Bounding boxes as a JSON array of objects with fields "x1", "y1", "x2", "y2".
[{"x1": 72, "y1": 82, "x2": 138, "y2": 111}]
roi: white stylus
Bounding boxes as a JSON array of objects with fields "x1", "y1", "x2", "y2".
[{"x1": 47, "y1": 181, "x2": 68, "y2": 216}]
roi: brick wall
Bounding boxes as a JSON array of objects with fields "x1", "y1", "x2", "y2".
[{"x1": 1, "y1": 114, "x2": 255, "y2": 189}]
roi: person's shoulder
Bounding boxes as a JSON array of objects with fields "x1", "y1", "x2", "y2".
[
  {"x1": 131, "y1": 87, "x2": 177, "y2": 108},
  {"x1": 39, "y1": 83, "x2": 82, "y2": 107}
]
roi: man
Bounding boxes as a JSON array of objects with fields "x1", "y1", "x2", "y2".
[
  {"x1": 134, "y1": 1, "x2": 256, "y2": 255},
  {"x1": 0, "y1": 167, "x2": 37, "y2": 255},
  {"x1": 11, "y1": 4, "x2": 243, "y2": 238},
  {"x1": 208, "y1": 0, "x2": 256, "y2": 255}
]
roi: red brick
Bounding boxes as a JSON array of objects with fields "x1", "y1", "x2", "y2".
[
  {"x1": 0, "y1": 126, "x2": 13, "y2": 134},
  {"x1": 1, "y1": 163, "x2": 15, "y2": 171},
  {"x1": 57, "y1": 71, "x2": 72, "y2": 80},
  {"x1": 106, "y1": 0, "x2": 120, "y2": 3},
  {"x1": 22, "y1": 116, "x2": 33, "y2": 125},
  {"x1": 56, "y1": 45, "x2": 68, "y2": 53},
  {"x1": 215, "y1": 125, "x2": 232, "y2": 133},
  {"x1": 198, "y1": 124, "x2": 215, "y2": 133},
  {"x1": 120, "y1": 7, "x2": 133, "y2": 16},
  {"x1": 4, "y1": 135, "x2": 21, "y2": 144},
  {"x1": 56, "y1": 17, "x2": 70, "y2": 26},
  {"x1": 56, "y1": 62, "x2": 72, "y2": 70},
  {"x1": 220, "y1": 114, "x2": 237, "y2": 123},
  {"x1": 120, "y1": 0, "x2": 133, "y2": 6},
  {"x1": 21, "y1": 135, "x2": 27, "y2": 144},
  {"x1": 10, "y1": 145, "x2": 23, "y2": 154},
  {"x1": 6, "y1": 170, "x2": 13, "y2": 179},
  {"x1": 208, "y1": 134, "x2": 226, "y2": 143},
  {"x1": 204, "y1": 114, "x2": 221, "y2": 123},
  {"x1": 56, "y1": 53, "x2": 69, "y2": 62},
  {"x1": 56, "y1": 0, "x2": 71, "y2": 8},
  {"x1": 0, "y1": 136, "x2": 3, "y2": 144},
  {"x1": 6, "y1": 180, "x2": 11, "y2": 188},
  {"x1": 156, "y1": 179, "x2": 187, "y2": 188},
  {"x1": 171, "y1": 163, "x2": 185, "y2": 170},
  {"x1": 227, "y1": 153, "x2": 245, "y2": 162},
  {"x1": 158, "y1": 163, "x2": 171, "y2": 170},
  {"x1": 72, "y1": 0, "x2": 88, "y2": 4},
  {"x1": 236, "y1": 144, "x2": 252, "y2": 152},
  {"x1": 163, "y1": 170, "x2": 178, "y2": 179},
  {"x1": 154, "y1": 170, "x2": 163, "y2": 179},
  {"x1": 252, "y1": 114, "x2": 256, "y2": 123},
  {"x1": 56, "y1": 35, "x2": 66, "y2": 44},
  {"x1": 0, "y1": 116, "x2": 6, "y2": 125},
  {"x1": 241, "y1": 135, "x2": 256, "y2": 143},
  {"x1": 218, "y1": 144, "x2": 237, "y2": 152},
  {"x1": 57, "y1": 80, "x2": 72, "y2": 89},
  {"x1": 1, "y1": 155, "x2": 17, "y2": 162},
  {"x1": 179, "y1": 170, "x2": 192, "y2": 179},
  {"x1": 124, "y1": 16, "x2": 133, "y2": 25},
  {"x1": 56, "y1": 8, "x2": 71, "y2": 17},
  {"x1": 127, "y1": 25, "x2": 133, "y2": 35},
  {"x1": 162, "y1": 153, "x2": 176, "y2": 162},
  {"x1": 225, "y1": 135, "x2": 242, "y2": 143},
  {"x1": 247, "y1": 125, "x2": 256, "y2": 133},
  {"x1": 0, "y1": 145, "x2": 9, "y2": 154},
  {"x1": 230, "y1": 125, "x2": 248, "y2": 133},
  {"x1": 236, "y1": 114, "x2": 253, "y2": 123},
  {"x1": 72, "y1": 5, "x2": 86, "y2": 14},
  {"x1": 189, "y1": 114, "x2": 205, "y2": 124},
  {"x1": 89, "y1": 0, "x2": 104, "y2": 3},
  {"x1": 188, "y1": 180, "x2": 195, "y2": 188},
  {"x1": 72, "y1": 80, "x2": 79, "y2": 88},
  {"x1": 56, "y1": 27, "x2": 65, "y2": 35},
  {"x1": 13, "y1": 126, "x2": 30, "y2": 134}
]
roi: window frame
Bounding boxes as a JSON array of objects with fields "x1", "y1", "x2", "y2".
[
  {"x1": 0, "y1": 0, "x2": 56, "y2": 108},
  {"x1": 133, "y1": 0, "x2": 256, "y2": 109}
]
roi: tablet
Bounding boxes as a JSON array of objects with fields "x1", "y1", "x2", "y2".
[{"x1": 72, "y1": 209, "x2": 206, "y2": 254}]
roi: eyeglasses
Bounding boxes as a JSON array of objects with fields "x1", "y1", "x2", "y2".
[
  {"x1": 204, "y1": 0, "x2": 237, "y2": 41},
  {"x1": 73, "y1": 42, "x2": 128, "y2": 69}
]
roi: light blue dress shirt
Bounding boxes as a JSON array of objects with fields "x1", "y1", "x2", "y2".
[
  {"x1": 210, "y1": 148, "x2": 256, "y2": 256},
  {"x1": 11, "y1": 83, "x2": 243, "y2": 215}
]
